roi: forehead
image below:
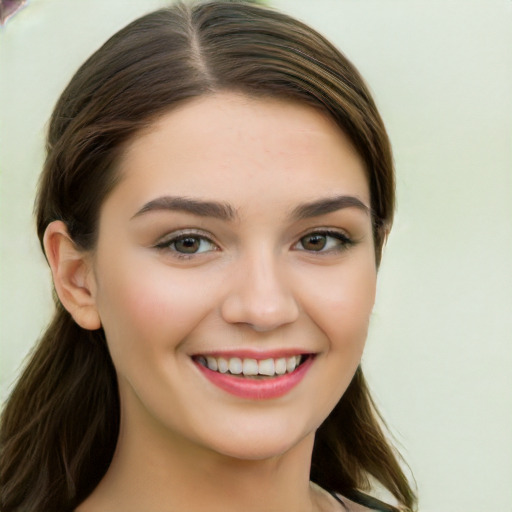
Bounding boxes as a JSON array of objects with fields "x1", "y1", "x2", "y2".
[{"x1": 111, "y1": 92, "x2": 370, "y2": 212}]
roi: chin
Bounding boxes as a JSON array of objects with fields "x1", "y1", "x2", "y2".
[{"x1": 198, "y1": 420, "x2": 315, "y2": 462}]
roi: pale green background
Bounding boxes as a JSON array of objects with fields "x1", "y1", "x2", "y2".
[{"x1": 1, "y1": 1, "x2": 511, "y2": 511}]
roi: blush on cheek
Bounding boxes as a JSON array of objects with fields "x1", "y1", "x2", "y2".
[
  {"x1": 311, "y1": 279, "x2": 375, "y2": 358},
  {"x1": 100, "y1": 267, "x2": 214, "y2": 357},
  {"x1": 315, "y1": 277, "x2": 375, "y2": 320}
]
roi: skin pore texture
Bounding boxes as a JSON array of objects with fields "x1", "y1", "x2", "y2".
[{"x1": 45, "y1": 93, "x2": 377, "y2": 512}]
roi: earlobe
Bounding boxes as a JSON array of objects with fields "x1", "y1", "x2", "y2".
[{"x1": 43, "y1": 221, "x2": 101, "y2": 330}]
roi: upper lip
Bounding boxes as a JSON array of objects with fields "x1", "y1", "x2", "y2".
[{"x1": 191, "y1": 349, "x2": 315, "y2": 360}]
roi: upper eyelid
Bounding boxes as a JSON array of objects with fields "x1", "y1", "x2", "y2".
[
  {"x1": 153, "y1": 230, "x2": 220, "y2": 253},
  {"x1": 294, "y1": 226, "x2": 352, "y2": 240},
  {"x1": 155, "y1": 228, "x2": 217, "y2": 243}
]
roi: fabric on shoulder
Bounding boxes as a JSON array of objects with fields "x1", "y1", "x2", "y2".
[{"x1": 329, "y1": 489, "x2": 400, "y2": 512}]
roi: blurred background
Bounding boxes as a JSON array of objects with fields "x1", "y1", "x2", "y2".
[{"x1": 1, "y1": 1, "x2": 511, "y2": 511}]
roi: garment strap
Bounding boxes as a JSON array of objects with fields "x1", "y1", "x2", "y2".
[
  {"x1": 328, "y1": 489, "x2": 399, "y2": 512},
  {"x1": 328, "y1": 491, "x2": 349, "y2": 510}
]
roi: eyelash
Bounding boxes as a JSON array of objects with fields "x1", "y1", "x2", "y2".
[
  {"x1": 293, "y1": 229, "x2": 354, "y2": 254},
  {"x1": 154, "y1": 230, "x2": 218, "y2": 260},
  {"x1": 154, "y1": 229, "x2": 354, "y2": 260}
]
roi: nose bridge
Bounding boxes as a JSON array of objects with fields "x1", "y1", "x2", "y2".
[{"x1": 220, "y1": 244, "x2": 299, "y2": 331}]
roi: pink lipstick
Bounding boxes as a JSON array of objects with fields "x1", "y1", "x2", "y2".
[{"x1": 193, "y1": 353, "x2": 314, "y2": 400}]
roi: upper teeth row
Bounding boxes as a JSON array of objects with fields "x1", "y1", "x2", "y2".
[{"x1": 198, "y1": 355, "x2": 302, "y2": 376}]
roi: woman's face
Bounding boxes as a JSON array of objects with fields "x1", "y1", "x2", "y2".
[{"x1": 89, "y1": 92, "x2": 376, "y2": 460}]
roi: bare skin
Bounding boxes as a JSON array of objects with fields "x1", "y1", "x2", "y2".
[{"x1": 46, "y1": 93, "x2": 377, "y2": 512}]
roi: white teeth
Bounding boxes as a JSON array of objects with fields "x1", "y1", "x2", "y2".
[
  {"x1": 258, "y1": 358, "x2": 275, "y2": 376},
  {"x1": 199, "y1": 354, "x2": 306, "y2": 377},
  {"x1": 286, "y1": 356, "x2": 297, "y2": 372},
  {"x1": 275, "y1": 357, "x2": 287, "y2": 375},
  {"x1": 228, "y1": 357, "x2": 243, "y2": 375},
  {"x1": 242, "y1": 358, "x2": 259, "y2": 376},
  {"x1": 206, "y1": 356, "x2": 218, "y2": 371},
  {"x1": 217, "y1": 357, "x2": 229, "y2": 373}
]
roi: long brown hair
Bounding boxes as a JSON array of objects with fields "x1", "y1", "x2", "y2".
[{"x1": 0, "y1": 2, "x2": 416, "y2": 511}]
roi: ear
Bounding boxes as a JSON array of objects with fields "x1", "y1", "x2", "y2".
[{"x1": 43, "y1": 221, "x2": 101, "y2": 330}]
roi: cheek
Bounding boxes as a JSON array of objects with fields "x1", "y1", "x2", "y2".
[
  {"x1": 300, "y1": 258, "x2": 377, "y2": 351},
  {"x1": 92, "y1": 253, "x2": 215, "y2": 362},
  {"x1": 290, "y1": 259, "x2": 376, "y2": 429}
]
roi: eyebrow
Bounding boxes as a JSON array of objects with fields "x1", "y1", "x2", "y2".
[
  {"x1": 131, "y1": 194, "x2": 370, "y2": 222},
  {"x1": 132, "y1": 196, "x2": 237, "y2": 221},
  {"x1": 289, "y1": 195, "x2": 370, "y2": 220}
]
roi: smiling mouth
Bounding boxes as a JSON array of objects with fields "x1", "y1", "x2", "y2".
[{"x1": 193, "y1": 354, "x2": 310, "y2": 379}]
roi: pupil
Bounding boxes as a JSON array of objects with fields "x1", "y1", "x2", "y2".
[
  {"x1": 302, "y1": 234, "x2": 326, "y2": 251},
  {"x1": 176, "y1": 237, "x2": 200, "y2": 253}
]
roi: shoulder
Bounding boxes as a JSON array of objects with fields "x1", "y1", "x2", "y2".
[
  {"x1": 311, "y1": 482, "x2": 400, "y2": 512},
  {"x1": 334, "y1": 490, "x2": 401, "y2": 512},
  {"x1": 335, "y1": 494, "x2": 381, "y2": 512}
]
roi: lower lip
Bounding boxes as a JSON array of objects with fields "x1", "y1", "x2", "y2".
[{"x1": 194, "y1": 356, "x2": 314, "y2": 400}]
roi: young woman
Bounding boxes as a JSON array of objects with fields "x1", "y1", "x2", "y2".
[{"x1": 0, "y1": 2, "x2": 416, "y2": 511}]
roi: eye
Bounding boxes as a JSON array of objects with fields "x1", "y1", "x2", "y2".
[
  {"x1": 294, "y1": 230, "x2": 353, "y2": 253},
  {"x1": 155, "y1": 232, "x2": 218, "y2": 256}
]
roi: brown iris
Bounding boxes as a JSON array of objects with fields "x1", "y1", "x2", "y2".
[
  {"x1": 174, "y1": 236, "x2": 201, "y2": 253},
  {"x1": 300, "y1": 233, "x2": 327, "y2": 251}
]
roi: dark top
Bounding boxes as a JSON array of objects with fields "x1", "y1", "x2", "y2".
[{"x1": 329, "y1": 489, "x2": 400, "y2": 512}]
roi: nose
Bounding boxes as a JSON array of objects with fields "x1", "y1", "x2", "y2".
[{"x1": 220, "y1": 252, "x2": 300, "y2": 332}]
